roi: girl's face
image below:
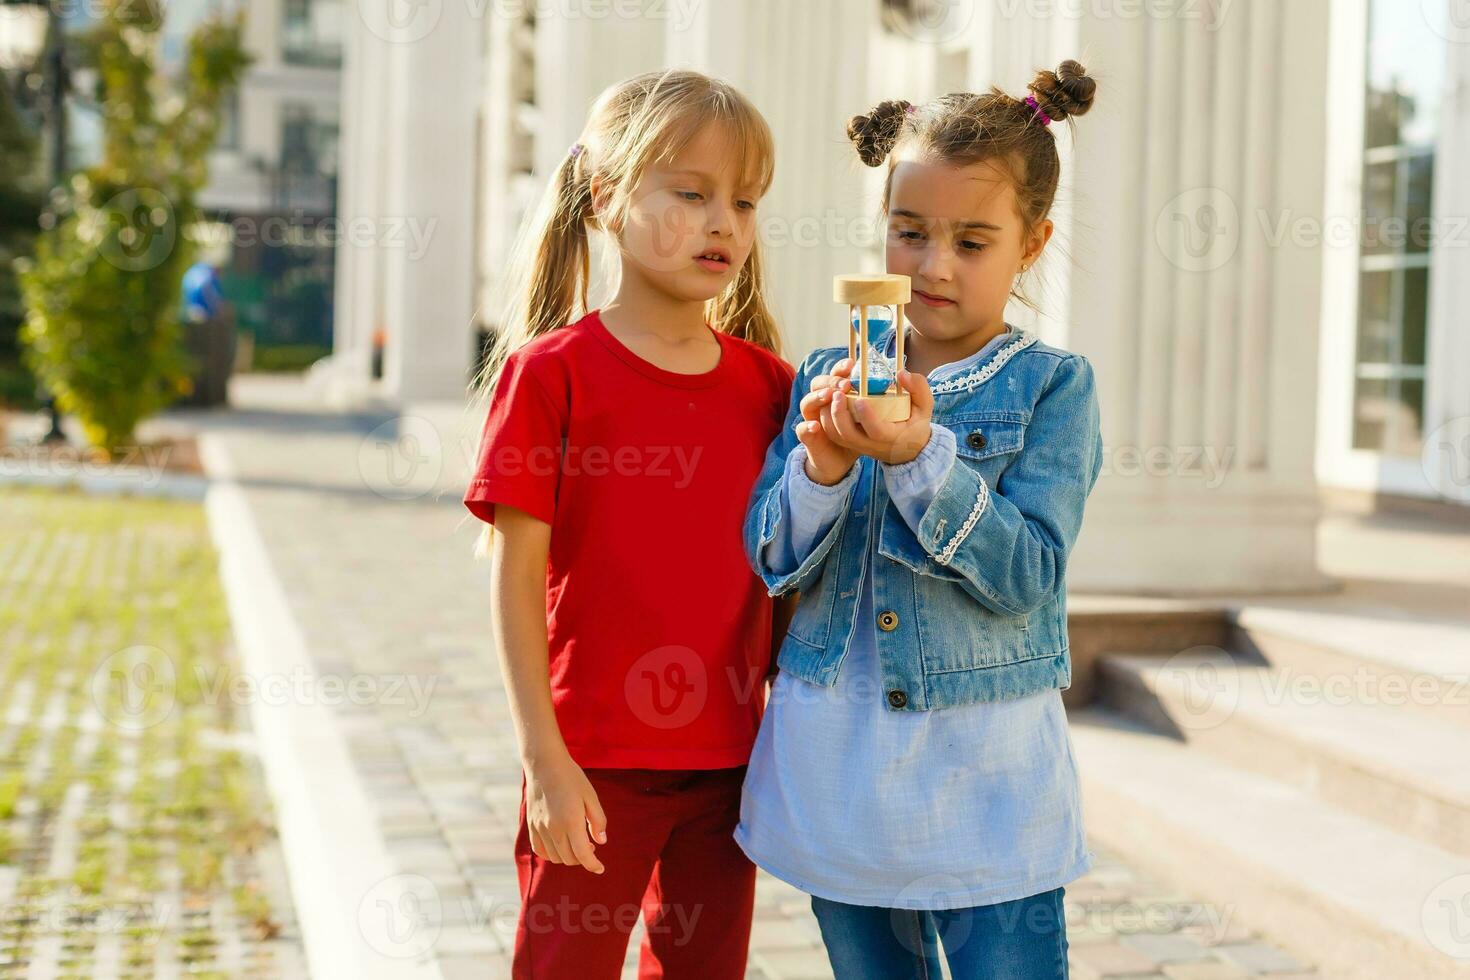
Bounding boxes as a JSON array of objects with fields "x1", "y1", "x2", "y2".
[
  {"x1": 885, "y1": 155, "x2": 1051, "y2": 341},
  {"x1": 609, "y1": 122, "x2": 763, "y2": 304}
]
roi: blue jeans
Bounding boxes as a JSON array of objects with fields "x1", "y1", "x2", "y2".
[{"x1": 810, "y1": 887, "x2": 1069, "y2": 979}]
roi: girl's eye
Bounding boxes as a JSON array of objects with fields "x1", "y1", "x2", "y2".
[
  {"x1": 736, "y1": 200, "x2": 756, "y2": 211},
  {"x1": 677, "y1": 191, "x2": 703, "y2": 201},
  {"x1": 894, "y1": 229, "x2": 924, "y2": 242},
  {"x1": 959, "y1": 240, "x2": 988, "y2": 252}
]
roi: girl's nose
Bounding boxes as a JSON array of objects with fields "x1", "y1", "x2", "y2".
[
  {"x1": 707, "y1": 200, "x2": 736, "y2": 237},
  {"x1": 919, "y1": 243, "x2": 954, "y2": 282}
]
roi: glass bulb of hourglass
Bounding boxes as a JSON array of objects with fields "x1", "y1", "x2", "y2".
[{"x1": 851, "y1": 305, "x2": 897, "y2": 395}]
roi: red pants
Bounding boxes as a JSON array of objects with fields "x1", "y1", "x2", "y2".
[{"x1": 512, "y1": 765, "x2": 756, "y2": 979}]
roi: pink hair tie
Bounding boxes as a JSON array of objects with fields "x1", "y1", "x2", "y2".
[
  {"x1": 1023, "y1": 95, "x2": 1052, "y2": 127},
  {"x1": 568, "y1": 143, "x2": 584, "y2": 158},
  {"x1": 904, "y1": 104, "x2": 917, "y2": 114}
]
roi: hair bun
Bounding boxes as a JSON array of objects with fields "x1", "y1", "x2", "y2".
[
  {"x1": 846, "y1": 99, "x2": 913, "y2": 167},
  {"x1": 1028, "y1": 59, "x2": 1096, "y2": 122}
]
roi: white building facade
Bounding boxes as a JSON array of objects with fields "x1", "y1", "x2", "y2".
[{"x1": 325, "y1": 0, "x2": 1470, "y2": 595}]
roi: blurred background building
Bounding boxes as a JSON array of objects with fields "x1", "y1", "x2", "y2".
[{"x1": 317, "y1": 0, "x2": 1470, "y2": 596}]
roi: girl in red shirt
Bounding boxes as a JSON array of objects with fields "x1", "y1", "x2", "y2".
[{"x1": 462, "y1": 69, "x2": 794, "y2": 978}]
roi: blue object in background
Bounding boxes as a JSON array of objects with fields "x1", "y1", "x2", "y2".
[{"x1": 181, "y1": 260, "x2": 224, "y2": 321}]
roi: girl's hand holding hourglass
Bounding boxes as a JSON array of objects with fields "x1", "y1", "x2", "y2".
[{"x1": 798, "y1": 358, "x2": 936, "y2": 477}]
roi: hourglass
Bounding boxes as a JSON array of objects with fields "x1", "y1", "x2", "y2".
[{"x1": 834, "y1": 273, "x2": 912, "y2": 422}]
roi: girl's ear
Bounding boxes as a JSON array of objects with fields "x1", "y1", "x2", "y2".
[
  {"x1": 1021, "y1": 218, "x2": 1055, "y2": 271},
  {"x1": 588, "y1": 175, "x2": 613, "y2": 226}
]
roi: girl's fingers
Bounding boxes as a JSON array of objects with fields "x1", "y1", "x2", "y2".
[
  {"x1": 584, "y1": 792, "x2": 608, "y2": 845},
  {"x1": 532, "y1": 827, "x2": 562, "y2": 864},
  {"x1": 818, "y1": 404, "x2": 843, "y2": 446},
  {"x1": 847, "y1": 397, "x2": 892, "y2": 441},
  {"x1": 799, "y1": 389, "x2": 832, "y2": 422},
  {"x1": 829, "y1": 389, "x2": 863, "y2": 447},
  {"x1": 899, "y1": 370, "x2": 935, "y2": 417},
  {"x1": 567, "y1": 831, "x2": 605, "y2": 875},
  {"x1": 546, "y1": 830, "x2": 577, "y2": 868}
]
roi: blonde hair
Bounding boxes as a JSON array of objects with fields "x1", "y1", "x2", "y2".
[{"x1": 466, "y1": 68, "x2": 782, "y2": 559}]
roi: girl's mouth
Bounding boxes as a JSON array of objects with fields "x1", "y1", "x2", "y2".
[
  {"x1": 694, "y1": 248, "x2": 731, "y2": 273},
  {"x1": 914, "y1": 288, "x2": 956, "y2": 308}
]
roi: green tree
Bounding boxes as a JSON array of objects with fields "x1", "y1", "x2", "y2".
[{"x1": 16, "y1": 1, "x2": 250, "y2": 455}]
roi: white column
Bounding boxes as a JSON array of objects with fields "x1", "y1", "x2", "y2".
[
  {"x1": 666, "y1": 0, "x2": 876, "y2": 361},
  {"x1": 1053, "y1": 0, "x2": 1333, "y2": 593},
  {"x1": 374, "y1": 1, "x2": 483, "y2": 403},
  {"x1": 1424, "y1": 18, "x2": 1470, "y2": 503},
  {"x1": 323, "y1": 4, "x2": 383, "y2": 403}
]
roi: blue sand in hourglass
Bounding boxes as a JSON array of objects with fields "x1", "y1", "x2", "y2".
[{"x1": 850, "y1": 307, "x2": 897, "y2": 395}]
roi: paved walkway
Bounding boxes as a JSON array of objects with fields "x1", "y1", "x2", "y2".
[{"x1": 115, "y1": 374, "x2": 1319, "y2": 978}]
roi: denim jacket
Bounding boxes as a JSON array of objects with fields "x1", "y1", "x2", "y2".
[{"x1": 743, "y1": 326, "x2": 1104, "y2": 712}]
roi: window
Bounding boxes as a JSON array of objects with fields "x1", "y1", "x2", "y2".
[
  {"x1": 282, "y1": 0, "x2": 343, "y2": 68},
  {"x1": 280, "y1": 103, "x2": 338, "y2": 177},
  {"x1": 1352, "y1": 1, "x2": 1442, "y2": 455}
]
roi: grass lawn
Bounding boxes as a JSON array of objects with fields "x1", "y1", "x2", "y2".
[{"x1": 0, "y1": 485, "x2": 301, "y2": 978}]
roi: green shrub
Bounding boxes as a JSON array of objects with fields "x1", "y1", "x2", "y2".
[
  {"x1": 250, "y1": 343, "x2": 330, "y2": 373},
  {"x1": 16, "y1": 2, "x2": 250, "y2": 457}
]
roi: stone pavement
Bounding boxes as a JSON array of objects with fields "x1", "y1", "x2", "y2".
[{"x1": 153, "y1": 374, "x2": 1317, "y2": 979}]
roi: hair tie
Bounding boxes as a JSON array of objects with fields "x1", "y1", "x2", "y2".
[
  {"x1": 1023, "y1": 95, "x2": 1052, "y2": 127},
  {"x1": 568, "y1": 143, "x2": 584, "y2": 159},
  {"x1": 904, "y1": 104, "x2": 917, "y2": 115}
]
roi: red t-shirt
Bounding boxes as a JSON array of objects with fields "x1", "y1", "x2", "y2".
[{"x1": 464, "y1": 310, "x2": 795, "y2": 769}]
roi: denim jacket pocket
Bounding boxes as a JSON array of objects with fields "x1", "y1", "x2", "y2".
[
  {"x1": 783, "y1": 534, "x2": 841, "y2": 648},
  {"x1": 910, "y1": 574, "x2": 1044, "y2": 672},
  {"x1": 950, "y1": 414, "x2": 1026, "y2": 465}
]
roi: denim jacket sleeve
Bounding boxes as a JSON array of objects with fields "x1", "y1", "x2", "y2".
[
  {"x1": 909, "y1": 354, "x2": 1104, "y2": 616},
  {"x1": 743, "y1": 349, "x2": 856, "y2": 597},
  {"x1": 880, "y1": 422, "x2": 957, "y2": 530},
  {"x1": 769, "y1": 445, "x2": 859, "y2": 567}
]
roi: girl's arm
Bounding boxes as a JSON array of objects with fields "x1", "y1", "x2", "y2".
[
  {"x1": 491, "y1": 505, "x2": 608, "y2": 875},
  {"x1": 743, "y1": 352, "x2": 858, "y2": 596},
  {"x1": 906, "y1": 354, "x2": 1103, "y2": 615}
]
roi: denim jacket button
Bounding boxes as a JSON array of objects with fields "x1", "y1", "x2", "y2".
[
  {"x1": 967, "y1": 429, "x2": 987, "y2": 450},
  {"x1": 887, "y1": 689, "x2": 908, "y2": 708},
  {"x1": 877, "y1": 610, "x2": 900, "y2": 632}
]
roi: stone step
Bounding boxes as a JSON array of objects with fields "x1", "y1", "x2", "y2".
[
  {"x1": 1232, "y1": 603, "x2": 1470, "y2": 733},
  {"x1": 1097, "y1": 649, "x2": 1470, "y2": 859},
  {"x1": 1070, "y1": 705, "x2": 1470, "y2": 980}
]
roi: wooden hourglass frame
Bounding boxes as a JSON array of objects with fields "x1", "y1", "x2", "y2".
[{"x1": 833, "y1": 273, "x2": 913, "y2": 422}]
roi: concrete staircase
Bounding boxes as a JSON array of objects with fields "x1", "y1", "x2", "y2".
[{"x1": 1070, "y1": 601, "x2": 1470, "y2": 980}]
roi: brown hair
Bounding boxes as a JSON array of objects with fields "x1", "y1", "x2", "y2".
[
  {"x1": 465, "y1": 68, "x2": 781, "y2": 558},
  {"x1": 846, "y1": 60, "x2": 1097, "y2": 309}
]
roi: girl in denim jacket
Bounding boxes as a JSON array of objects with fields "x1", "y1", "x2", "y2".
[{"x1": 735, "y1": 61, "x2": 1103, "y2": 979}]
